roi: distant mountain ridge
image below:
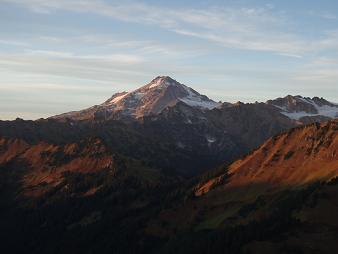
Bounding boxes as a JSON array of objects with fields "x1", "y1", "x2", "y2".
[
  {"x1": 195, "y1": 119, "x2": 338, "y2": 196},
  {"x1": 52, "y1": 76, "x2": 220, "y2": 121},
  {"x1": 145, "y1": 119, "x2": 338, "y2": 254},
  {"x1": 267, "y1": 95, "x2": 338, "y2": 122},
  {"x1": 2, "y1": 76, "x2": 337, "y2": 178},
  {"x1": 51, "y1": 76, "x2": 338, "y2": 124}
]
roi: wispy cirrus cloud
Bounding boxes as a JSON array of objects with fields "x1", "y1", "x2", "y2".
[
  {"x1": 307, "y1": 10, "x2": 337, "y2": 20},
  {"x1": 3, "y1": 0, "x2": 333, "y2": 56},
  {"x1": 26, "y1": 49, "x2": 145, "y2": 63},
  {"x1": 0, "y1": 39, "x2": 29, "y2": 47},
  {"x1": 0, "y1": 51, "x2": 146, "y2": 82}
]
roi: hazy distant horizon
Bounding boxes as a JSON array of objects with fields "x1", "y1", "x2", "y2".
[{"x1": 1, "y1": 0, "x2": 338, "y2": 120}]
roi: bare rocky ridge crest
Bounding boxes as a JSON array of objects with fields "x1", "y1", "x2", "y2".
[{"x1": 51, "y1": 76, "x2": 338, "y2": 125}]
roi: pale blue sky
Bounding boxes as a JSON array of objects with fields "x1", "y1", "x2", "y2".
[{"x1": 1, "y1": 0, "x2": 338, "y2": 119}]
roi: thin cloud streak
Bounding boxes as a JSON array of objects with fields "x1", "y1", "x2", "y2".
[
  {"x1": 0, "y1": 39, "x2": 29, "y2": 47},
  {"x1": 4, "y1": 0, "x2": 338, "y2": 56}
]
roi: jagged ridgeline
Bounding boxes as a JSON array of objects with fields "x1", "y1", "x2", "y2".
[{"x1": 0, "y1": 76, "x2": 337, "y2": 253}]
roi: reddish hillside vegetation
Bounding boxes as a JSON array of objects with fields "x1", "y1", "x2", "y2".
[{"x1": 196, "y1": 119, "x2": 338, "y2": 196}]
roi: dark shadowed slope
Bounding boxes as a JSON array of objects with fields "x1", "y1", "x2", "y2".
[{"x1": 146, "y1": 120, "x2": 338, "y2": 254}]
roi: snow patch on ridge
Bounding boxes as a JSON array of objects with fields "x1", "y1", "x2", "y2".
[
  {"x1": 273, "y1": 97, "x2": 338, "y2": 120},
  {"x1": 280, "y1": 105, "x2": 338, "y2": 120},
  {"x1": 149, "y1": 77, "x2": 172, "y2": 89},
  {"x1": 109, "y1": 93, "x2": 128, "y2": 104},
  {"x1": 180, "y1": 85, "x2": 220, "y2": 110},
  {"x1": 206, "y1": 135, "x2": 216, "y2": 143}
]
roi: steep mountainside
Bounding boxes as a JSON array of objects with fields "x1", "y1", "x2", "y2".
[
  {"x1": 267, "y1": 95, "x2": 338, "y2": 123},
  {"x1": 51, "y1": 77, "x2": 338, "y2": 124},
  {"x1": 142, "y1": 120, "x2": 338, "y2": 254},
  {"x1": 2, "y1": 92, "x2": 336, "y2": 178},
  {"x1": 2, "y1": 119, "x2": 335, "y2": 254},
  {"x1": 196, "y1": 119, "x2": 338, "y2": 196},
  {"x1": 46, "y1": 77, "x2": 337, "y2": 173},
  {"x1": 52, "y1": 76, "x2": 220, "y2": 121},
  {"x1": 0, "y1": 114, "x2": 337, "y2": 253},
  {"x1": 0, "y1": 102, "x2": 299, "y2": 177},
  {"x1": 0, "y1": 118, "x2": 205, "y2": 176},
  {"x1": 0, "y1": 122, "x2": 182, "y2": 254}
]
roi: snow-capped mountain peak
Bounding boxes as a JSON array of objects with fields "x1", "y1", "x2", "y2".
[
  {"x1": 101, "y1": 76, "x2": 220, "y2": 117},
  {"x1": 267, "y1": 95, "x2": 338, "y2": 120},
  {"x1": 52, "y1": 76, "x2": 220, "y2": 120},
  {"x1": 147, "y1": 76, "x2": 176, "y2": 89}
]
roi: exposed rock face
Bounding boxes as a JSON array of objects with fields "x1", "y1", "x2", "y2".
[
  {"x1": 51, "y1": 77, "x2": 338, "y2": 124},
  {"x1": 268, "y1": 95, "x2": 318, "y2": 114},
  {"x1": 0, "y1": 106, "x2": 295, "y2": 178},
  {"x1": 52, "y1": 76, "x2": 220, "y2": 121},
  {"x1": 1, "y1": 84, "x2": 337, "y2": 177},
  {"x1": 267, "y1": 95, "x2": 338, "y2": 122},
  {"x1": 175, "y1": 120, "x2": 338, "y2": 254},
  {"x1": 195, "y1": 119, "x2": 338, "y2": 196},
  {"x1": 0, "y1": 137, "x2": 114, "y2": 197}
]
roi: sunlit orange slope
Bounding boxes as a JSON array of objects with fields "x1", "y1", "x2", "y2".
[{"x1": 196, "y1": 119, "x2": 338, "y2": 196}]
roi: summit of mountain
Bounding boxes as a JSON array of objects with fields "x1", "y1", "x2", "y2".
[
  {"x1": 267, "y1": 95, "x2": 338, "y2": 123},
  {"x1": 52, "y1": 76, "x2": 220, "y2": 121}
]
